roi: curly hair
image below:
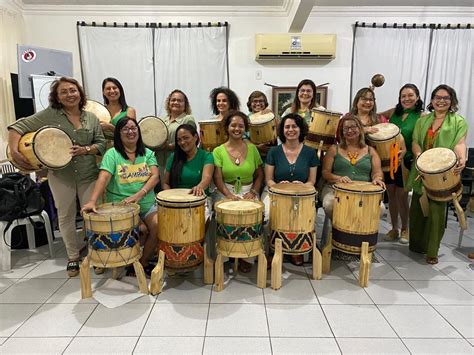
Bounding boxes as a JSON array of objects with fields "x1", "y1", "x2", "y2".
[
  {"x1": 49, "y1": 77, "x2": 87, "y2": 111},
  {"x1": 210, "y1": 87, "x2": 240, "y2": 115}
]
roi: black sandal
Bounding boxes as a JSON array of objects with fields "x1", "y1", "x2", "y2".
[{"x1": 67, "y1": 260, "x2": 80, "y2": 277}]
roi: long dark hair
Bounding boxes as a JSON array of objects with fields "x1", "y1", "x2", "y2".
[
  {"x1": 278, "y1": 113, "x2": 308, "y2": 143},
  {"x1": 102, "y1": 77, "x2": 128, "y2": 111},
  {"x1": 210, "y1": 87, "x2": 240, "y2": 115},
  {"x1": 114, "y1": 117, "x2": 146, "y2": 160},
  {"x1": 426, "y1": 84, "x2": 459, "y2": 113},
  {"x1": 49, "y1": 77, "x2": 87, "y2": 110},
  {"x1": 291, "y1": 79, "x2": 318, "y2": 112},
  {"x1": 170, "y1": 124, "x2": 199, "y2": 188},
  {"x1": 394, "y1": 83, "x2": 424, "y2": 116}
]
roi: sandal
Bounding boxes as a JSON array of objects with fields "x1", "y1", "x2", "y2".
[
  {"x1": 291, "y1": 255, "x2": 304, "y2": 266},
  {"x1": 238, "y1": 260, "x2": 252, "y2": 273},
  {"x1": 426, "y1": 256, "x2": 439, "y2": 265},
  {"x1": 66, "y1": 260, "x2": 80, "y2": 277},
  {"x1": 93, "y1": 266, "x2": 105, "y2": 275}
]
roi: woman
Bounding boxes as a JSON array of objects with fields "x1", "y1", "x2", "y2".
[
  {"x1": 264, "y1": 113, "x2": 319, "y2": 265},
  {"x1": 247, "y1": 90, "x2": 276, "y2": 157},
  {"x1": 350, "y1": 87, "x2": 388, "y2": 134},
  {"x1": 210, "y1": 87, "x2": 240, "y2": 121},
  {"x1": 282, "y1": 79, "x2": 321, "y2": 124},
  {"x1": 213, "y1": 111, "x2": 264, "y2": 272},
  {"x1": 7, "y1": 77, "x2": 106, "y2": 277},
  {"x1": 407, "y1": 84, "x2": 467, "y2": 265},
  {"x1": 82, "y1": 117, "x2": 160, "y2": 274},
  {"x1": 100, "y1": 77, "x2": 136, "y2": 136},
  {"x1": 157, "y1": 89, "x2": 196, "y2": 179},
  {"x1": 379, "y1": 84, "x2": 424, "y2": 244},
  {"x1": 321, "y1": 114, "x2": 385, "y2": 219}
]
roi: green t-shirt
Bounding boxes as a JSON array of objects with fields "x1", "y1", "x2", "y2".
[
  {"x1": 100, "y1": 147, "x2": 158, "y2": 213},
  {"x1": 266, "y1": 144, "x2": 319, "y2": 183},
  {"x1": 165, "y1": 148, "x2": 214, "y2": 191},
  {"x1": 213, "y1": 143, "x2": 263, "y2": 187}
]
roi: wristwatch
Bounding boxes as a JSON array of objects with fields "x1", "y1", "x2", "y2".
[{"x1": 85, "y1": 146, "x2": 91, "y2": 154}]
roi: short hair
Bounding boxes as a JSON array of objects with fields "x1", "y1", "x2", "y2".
[
  {"x1": 338, "y1": 113, "x2": 366, "y2": 149},
  {"x1": 278, "y1": 113, "x2": 308, "y2": 143},
  {"x1": 223, "y1": 110, "x2": 249, "y2": 133},
  {"x1": 246, "y1": 90, "x2": 269, "y2": 112},
  {"x1": 209, "y1": 87, "x2": 240, "y2": 115},
  {"x1": 170, "y1": 124, "x2": 200, "y2": 188},
  {"x1": 113, "y1": 117, "x2": 146, "y2": 160},
  {"x1": 351, "y1": 87, "x2": 378, "y2": 126},
  {"x1": 49, "y1": 77, "x2": 87, "y2": 110},
  {"x1": 394, "y1": 83, "x2": 424, "y2": 116},
  {"x1": 165, "y1": 89, "x2": 192, "y2": 116},
  {"x1": 426, "y1": 84, "x2": 459, "y2": 113},
  {"x1": 102, "y1": 77, "x2": 128, "y2": 110},
  {"x1": 291, "y1": 79, "x2": 318, "y2": 113}
]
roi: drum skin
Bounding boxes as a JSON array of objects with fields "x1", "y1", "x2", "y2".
[
  {"x1": 84, "y1": 100, "x2": 112, "y2": 123},
  {"x1": 269, "y1": 183, "x2": 317, "y2": 255},
  {"x1": 156, "y1": 189, "x2": 206, "y2": 271},
  {"x1": 305, "y1": 108, "x2": 341, "y2": 151},
  {"x1": 215, "y1": 199, "x2": 264, "y2": 258},
  {"x1": 332, "y1": 182, "x2": 384, "y2": 254},
  {"x1": 199, "y1": 120, "x2": 227, "y2": 152},
  {"x1": 248, "y1": 112, "x2": 277, "y2": 145},
  {"x1": 366, "y1": 123, "x2": 401, "y2": 172},
  {"x1": 82, "y1": 203, "x2": 141, "y2": 268},
  {"x1": 416, "y1": 147, "x2": 462, "y2": 201},
  {"x1": 139, "y1": 116, "x2": 168, "y2": 150}
]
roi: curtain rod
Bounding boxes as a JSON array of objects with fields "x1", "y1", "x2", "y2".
[
  {"x1": 355, "y1": 21, "x2": 471, "y2": 29},
  {"x1": 76, "y1": 21, "x2": 228, "y2": 28}
]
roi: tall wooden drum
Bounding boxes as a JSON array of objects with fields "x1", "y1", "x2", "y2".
[
  {"x1": 156, "y1": 189, "x2": 206, "y2": 271},
  {"x1": 215, "y1": 200, "x2": 264, "y2": 258},
  {"x1": 269, "y1": 183, "x2": 316, "y2": 255},
  {"x1": 332, "y1": 182, "x2": 384, "y2": 254},
  {"x1": 416, "y1": 147, "x2": 462, "y2": 202},
  {"x1": 83, "y1": 203, "x2": 141, "y2": 268},
  {"x1": 139, "y1": 116, "x2": 168, "y2": 150},
  {"x1": 366, "y1": 123, "x2": 401, "y2": 172},
  {"x1": 248, "y1": 112, "x2": 277, "y2": 145},
  {"x1": 199, "y1": 120, "x2": 226, "y2": 152},
  {"x1": 305, "y1": 108, "x2": 342, "y2": 151}
]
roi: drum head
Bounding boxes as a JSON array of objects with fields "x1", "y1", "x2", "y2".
[
  {"x1": 199, "y1": 119, "x2": 221, "y2": 126},
  {"x1": 249, "y1": 112, "x2": 275, "y2": 125},
  {"x1": 156, "y1": 188, "x2": 206, "y2": 204},
  {"x1": 269, "y1": 183, "x2": 316, "y2": 196},
  {"x1": 416, "y1": 147, "x2": 457, "y2": 174},
  {"x1": 139, "y1": 116, "x2": 168, "y2": 149},
  {"x1": 84, "y1": 100, "x2": 111, "y2": 123},
  {"x1": 333, "y1": 181, "x2": 384, "y2": 194},
  {"x1": 215, "y1": 199, "x2": 264, "y2": 212},
  {"x1": 83, "y1": 202, "x2": 140, "y2": 220},
  {"x1": 367, "y1": 123, "x2": 400, "y2": 141},
  {"x1": 311, "y1": 107, "x2": 342, "y2": 117},
  {"x1": 34, "y1": 127, "x2": 73, "y2": 168}
]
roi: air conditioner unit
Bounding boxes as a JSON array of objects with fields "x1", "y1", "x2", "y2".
[{"x1": 255, "y1": 33, "x2": 336, "y2": 60}]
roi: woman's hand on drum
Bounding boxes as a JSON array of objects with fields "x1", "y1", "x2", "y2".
[
  {"x1": 70, "y1": 145, "x2": 87, "y2": 156},
  {"x1": 190, "y1": 185, "x2": 205, "y2": 196},
  {"x1": 372, "y1": 178, "x2": 385, "y2": 189},
  {"x1": 337, "y1": 176, "x2": 352, "y2": 184},
  {"x1": 122, "y1": 191, "x2": 144, "y2": 205},
  {"x1": 10, "y1": 150, "x2": 35, "y2": 171},
  {"x1": 292, "y1": 180, "x2": 303, "y2": 184},
  {"x1": 225, "y1": 193, "x2": 241, "y2": 201},
  {"x1": 454, "y1": 159, "x2": 466, "y2": 175},
  {"x1": 364, "y1": 126, "x2": 379, "y2": 134},
  {"x1": 279, "y1": 180, "x2": 291, "y2": 184},
  {"x1": 242, "y1": 191, "x2": 257, "y2": 200},
  {"x1": 81, "y1": 201, "x2": 97, "y2": 215}
]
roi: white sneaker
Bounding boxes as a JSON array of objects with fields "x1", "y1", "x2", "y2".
[{"x1": 399, "y1": 229, "x2": 409, "y2": 244}]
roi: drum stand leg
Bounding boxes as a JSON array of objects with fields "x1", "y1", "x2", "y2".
[
  {"x1": 452, "y1": 193, "x2": 467, "y2": 230},
  {"x1": 257, "y1": 253, "x2": 267, "y2": 289},
  {"x1": 359, "y1": 242, "x2": 371, "y2": 288},
  {"x1": 203, "y1": 242, "x2": 214, "y2": 285},
  {"x1": 214, "y1": 253, "x2": 224, "y2": 292},
  {"x1": 150, "y1": 250, "x2": 165, "y2": 296},
  {"x1": 133, "y1": 261, "x2": 149, "y2": 295},
  {"x1": 80, "y1": 256, "x2": 92, "y2": 299},
  {"x1": 312, "y1": 233, "x2": 322, "y2": 280},
  {"x1": 271, "y1": 238, "x2": 283, "y2": 290},
  {"x1": 322, "y1": 232, "x2": 332, "y2": 274},
  {"x1": 112, "y1": 268, "x2": 121, "y2": 280}
]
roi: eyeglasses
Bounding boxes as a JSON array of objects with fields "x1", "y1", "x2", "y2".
[
  {"x1": 170, "y1": 98, "x2": 184, "y2": 103},
  {"x1": 121, "y1": 127, "x2": 138, "y2": 133},
  {"x1": 359, "y1": 97, "x2": 374, "y2": 102},
  {"x1": 434, "y1": 95, "x2": 451, "y2": 102},
  {"x1": 252, "y1": 99, "x2": 265, "y2": 104},
  {"x1": 342, "y1": 126, "x2": 359, "y2": 132},
  {"x1": 299, "y1": 89, "x2": 313, "y2": 94}
]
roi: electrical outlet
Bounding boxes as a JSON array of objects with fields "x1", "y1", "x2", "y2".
[{"x1": 256, "y1": 70, "x2": 262, "y2": 80}]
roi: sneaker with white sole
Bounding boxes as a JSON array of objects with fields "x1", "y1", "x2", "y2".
[
  {"x1": 384, "y1": 229, "x2": 399, "y2": 241},
  {"x1": 399, "y1": 229, "x2": 409, "y2": 244}
]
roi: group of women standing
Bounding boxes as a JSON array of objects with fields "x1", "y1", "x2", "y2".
[{"x1": 6, "y1": 75, "x2": 468, "y2": 278}]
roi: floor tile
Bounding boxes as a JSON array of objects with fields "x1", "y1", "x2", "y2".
[
  {"x1": 434, "y1": 305, "x2": 474, "y2": 338},
  {"x1": 210, "y1": 279, "x2": 264, "y2": 304},
  {"x1": 375, "y1": 245, "x2": 425, "y2": 262},
  {"x1": 135, "y1": 336, "x2": 203, "y2": 354},
  {"x1": 206, "y1": 304, "x2": 268, "y2": 337},
  {"x1": 271, "y1": 337, "x2": 340, "y2": 354},
  {"x1": 142, "y1": 303, "x2": 208, "y2": 336},
  {"x1": 337, "y1": 338, "x2": 409, "y2": 354},
  {"x1": 46, "y1": 278, "x2": 102, "y2": 304},
  {"x1": 0, "y1": 278, "x2": 17, "y2": 293},
  {"x1": 0, "y1": 261, "x2": 42, "y2": 279},
  {"x1": 267, "y1": 304, "x2": 333, "y2": 337},
  {"x1": 408, "y1": 280, "x2": 474, "y2": 305},
  {"x1": 157, "y1": 279, "x2": 212, "y2": 304},
  {"x1": 0, "y1": 278, "x2": 65, "y2": 303},
  {"x1": 348, "y1": 261, "x2": 403, "y2": 280},
  {"x1": 78, "y1": 303, "x2": 152, "y2": 337},
  {"x1": 21, "y1": 257, "x2": 70, "y2": 278},
  {"x1": 390, "y1": 261, "x2": 451, "y2": 281},
  {"x1": 455, "y1": 280, "x2": 474, "y2": 295},
  {"x1": 0, "y1": 304, "x2": 40, "y2": 337},
  {"x1": 435, "y1": 261, "x2": 474, "y2": 280},
  {"x1": 0, "y1": 337, "x2": 71, "y2": 354},
  {"x1": 467, "y1": 338, "x2": 474, "y2": 346},
  {"x1": 13, "y1": 303, "x2": 96, "y2": 337},
  {"x1": 65, "y1": 336, "x2": 137, "y2": 354},
  {"x1": 314, "y1": 260, "x2": 356, "y2": 280},
  {"x1": 379, "y1": 305, "x2": 460, "y2": 338},
  {"x1": 322, "y1": 305, "x2": 396, "y2": 338},
  {"x1": 311, "y1": 279, "x2": 373, "y2": 305},
  {"x1": 203, "y1": 337, "x2": 271, "y2": 355},
  {"x1": 437, "y1": 245, "x2": 471, "y2": 262},
  {"x1": 403, "y1": 338, "x2": 473, "y2": 354},
  {"x1": 264, "y1": 279, "x2": 318, "y2": 304},
  {"x1": 364, "y1": 280, "x2": 428, "y2": 305}
]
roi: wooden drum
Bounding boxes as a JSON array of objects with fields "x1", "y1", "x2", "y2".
[
  {"x1": 156, "y1": 189, "x2": 206, "y2": 271},
  {"x1": 305, "y1": 108, "x2": 342, "y2": 151},
  {"x1": 416, "y1": 147, "x2": 462, "y2": 202},
  {"x1": 249, "y1": 112, "x2": 277, "y2": 145},
  {"x1": 332, "y1": 182, "x2": 384, "y2": 254},
  {"x1": 7, "y1": 126, "x2": 73, "y2": 172},
  {"x1": 199, "y1": 120, "x2": 226, "y2": 152},
  {"x1": 215, "y1": 200, "x2": 264, "y2": 258},
  {"x1": 367, "y1": 123, "x2": 401, "y2": 172},
  {"x1": 269, "y1": 183, "x2": 316, "y2": 255},
  {"x1": 138, "y1": 116, "x2": 168, "y2": 150},
  {"x1": 83, "y1": 203, "x2": 141, "y2": 268}
]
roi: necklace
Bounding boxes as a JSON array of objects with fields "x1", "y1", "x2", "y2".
[
  {"x1": 228, "y1": 149, "x2": 243, "y2": 165},
  {"x1": 125, "y1": 148, "x2": 136, "y2": 154},
  {"x1": 347, "y1": 151, "x2": 359, "y2": 165}
]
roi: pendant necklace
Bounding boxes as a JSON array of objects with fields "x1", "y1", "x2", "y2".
[
  {"x1": 228, "y1": 149, "x2": 242, "y2": 166},
  {"x1": 347, "y1": 151, "x2": 359, "y2": 165}
]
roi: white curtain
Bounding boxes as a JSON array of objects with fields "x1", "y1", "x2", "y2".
[
  {"x1": 154, "y1": 26, "x2": 228, "y2": 121},
  {"x1": 78, "y1": 26, "x2": 155, "y2": 119},
  {"x1": 352, "y1": 27, "x2": 431, "y2": 113},
  {"x1": 426, "y1": 29, "x2": 473, "y2": 146}
]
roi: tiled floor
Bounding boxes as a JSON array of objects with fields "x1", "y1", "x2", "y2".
[{"x1": 0, "y1": 211, "x2": 473, "y2": 354}]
